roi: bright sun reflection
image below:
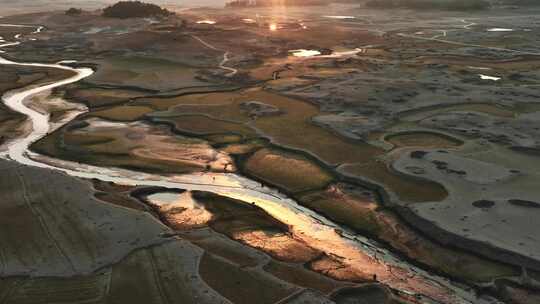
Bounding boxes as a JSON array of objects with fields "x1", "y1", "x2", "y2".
[
  {"x1": 290, "y1": 49, "x2": 321, "y2": 57},
  {"x1": 242, "y1": 18, "x2": 256, "y2": 24},
  {"x1": 269, "y1": 23, "x2": 278, "y2": 31},
  {"x1": 197, "y1": 20, "x2": 216, "y2": 25}
]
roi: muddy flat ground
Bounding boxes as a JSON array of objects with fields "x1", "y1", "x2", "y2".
[{"x1": 1, "y1": 2, "x2": 540, "y2": 304}]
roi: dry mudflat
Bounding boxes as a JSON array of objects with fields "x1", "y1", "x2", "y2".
[
  {"x1": 2, "y1": 3, "x2": 540, "y2": 304},
  {"x1": 0, "y1": 159, "x2": 415, "y2": 304}
]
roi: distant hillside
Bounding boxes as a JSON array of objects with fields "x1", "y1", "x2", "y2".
[
  {"x1": 102, "y1": 1, "x2": 173, "y2": 19},
  {"x1": 226, "y1": 0, "x2": 326, "y2": 7},
  {"x1": 497, "y1": 0, "x2": 540, "y2": 5},
  {"x1": 364, "y1": 0, "x2": 491, "y2": 10}
]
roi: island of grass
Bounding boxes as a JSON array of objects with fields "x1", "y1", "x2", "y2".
[{"x1": 103, "y1": 1, "x2": 173, "y2": 19}]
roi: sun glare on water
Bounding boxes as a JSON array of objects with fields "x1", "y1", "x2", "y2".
[
  {"x1": 197, "y1": 20, "x2": 216, "y2": 25},
  {"x1": 243, "y1": 18, "x2": 257, "y2": 24},
  {"x1": 323, "y1": 16, "x2": 356, "y2": 20},
  {"x1": 289, "y1": 49, "x2": 321, "y2": 57},
  {"x1": 479, "y1": 74, "x2": 501, "y2": 81},
  {"x1": 269, "y1": 23, "x2": 278, "y2": 31}
]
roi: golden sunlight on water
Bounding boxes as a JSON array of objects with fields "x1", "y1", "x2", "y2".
[
  {"x1": 289, "y1": 49, "x2": 321, "y2": 57},
  {"x1": 196, "y1": 20, "x2": 217, "y2": 24},
  {"x1": 216, "y1": 189, "x2": 454, "y2": 303},
  {"x1": 269, "y1": 23, "x2": 278, "y2": 31},
  {"x1": 147, "y1": 191, "x2": 214, "y2": 227},
  {"x1": 323, "y1": 15, "x2": 356, "y2": 20}
]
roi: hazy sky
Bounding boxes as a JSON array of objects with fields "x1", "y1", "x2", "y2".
[{"x1": 0, "y1": 0, "x2": 227, "y2": 5}]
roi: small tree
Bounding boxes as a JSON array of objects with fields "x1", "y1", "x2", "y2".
[
  {"x1": 66, "y1": 8, "x2": 83, "y2": 16},
  {"x1": 102, "y1": 1, "x2": 173, "y2": 19}
]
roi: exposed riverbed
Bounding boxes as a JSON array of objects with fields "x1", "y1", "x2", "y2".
[{"x1": 0, "y1": 24, "x2": 495, "y2": 304}]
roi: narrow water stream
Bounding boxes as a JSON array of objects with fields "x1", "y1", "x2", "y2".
[{"x1": 0, "y1": 24, "x2": 490, "y2": 304}]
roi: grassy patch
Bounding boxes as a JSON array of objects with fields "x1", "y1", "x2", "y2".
[
  {"x1": 0, "y1": 65, "x2": 75, "y2": 95},
  {"x1": 248, "y1": 90, "x2": 383, "y2": 165},
  {"x1": 89, "y1": 56, "x2": 208, "y2": 91},
  {"x1": 66, "y1": 87, "x2": 145, "y2": 108},
  {"x1": 298, "y1": 184, "x2": 519, "y2": 283},
  {"x1": 89, "y1": 105, "x2": 154, "y2": 121},
  {"x1": 220, "y1": 140, "x2": 267, "y2": 155},
  {"x1": 0, "y1": 105, "x2": 25, "y2": 142},
  {"x1": 139, "y1": 91, "x2": 249, "y2": 119},
  {"x1": 205, "y1": 134, "x2": 244, "y2": 145},
  {"x1": 401, "y1": 103, "x2": 516, "y2": 122},
  {"x1": 32, "y1": 123, "x2": 228, "y2": 174},
  {"x1": 151, "y1": 114, "x2": 257, "y2": 138},
  {"x1": 244, "y1": 148, "x2": 334, "y2": 193},
  {"x1": 386, "y1": 131, "x2": 463, "y2": 148},
  {"x1": 142, "y1": 89, "x2": 383, "y2": 165},
  {"x1": 341, "y1": 161, "x2": 448, "y2": 203},
  {"x1": 298, "y1": 186, "x2": 382, "y2": 234},
  {"x1": 63, "y1": 132, "x2": 115, "y2": 146}
]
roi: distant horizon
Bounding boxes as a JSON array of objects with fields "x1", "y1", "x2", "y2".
[{"x1": 0, "y1": 0, "x2": 228, "y2": 16}]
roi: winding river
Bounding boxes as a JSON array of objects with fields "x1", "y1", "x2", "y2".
[{"x1": 0, "y1": 24, "x2": 490, "y2": 304}]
